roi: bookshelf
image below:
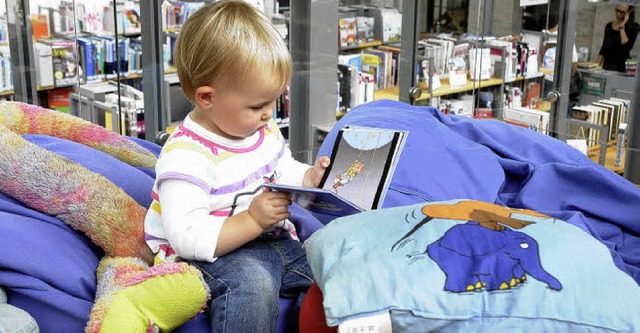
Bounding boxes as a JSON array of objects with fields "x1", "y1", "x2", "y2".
[
  {"x1": 374, "y1": 77, "x2": 504, "y2": 102},
  {"x1": 340, "y1": 39, "x2": 382, "y2": 51}
]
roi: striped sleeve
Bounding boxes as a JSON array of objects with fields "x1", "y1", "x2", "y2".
[{"x1": 156, "y1": 140, "x2": 217, "y2": 192}]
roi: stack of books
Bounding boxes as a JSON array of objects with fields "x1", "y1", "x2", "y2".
[{"x1": 570, "y1": 98, "x2": 631, "y2": 147}]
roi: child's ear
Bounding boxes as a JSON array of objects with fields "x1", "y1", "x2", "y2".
[{"x1": 194, "y1": 86, "x2": 216, "y2": 109}]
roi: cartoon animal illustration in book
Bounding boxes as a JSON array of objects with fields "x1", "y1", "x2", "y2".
[
  {"x1": 332, "y1": 159, "x2": 365, "y2": 194},
  {"x1": 391, "y1": 200, "x2": 562, "y2": 292}
]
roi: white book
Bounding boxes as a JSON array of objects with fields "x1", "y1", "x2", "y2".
[
  {"x1": 511, "y1": 107, "x2": 550, "y2": 135},
  {"x1": 504, "y1": 108, "x2": 544, "y2": 134}
]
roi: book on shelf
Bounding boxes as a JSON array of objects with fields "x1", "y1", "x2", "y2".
[
  {"x1": 448, "y1": 43, "x2": 468, "y2": 86},
  {"x1": 339, "y1": 17, "x2": 358, "y2": 48},
  {"x1": 570, "y1": 97, "x2": 631, "y2": 146},
  {"x1": 503, "y1": 107, "x2": 550, "y2": 135},
  {"x1": 338, "y1": 54, "x2": 363, "y2": 72},
  {"x1": 31, "y1": 14, "x2": 50, "y2": 40},
  {"x1": 40, "y1": 39, "x2": 78, "y2": 87},
  {"x1": 264, "y1": 126, "x2": 408, "y2": 224},
  {"x1": 570, "y1": 105, "x2": 602, "y2": 146},
  {"x1": 0, "y1": 45, "x2": 12, "y2": 92},
  {"x1": 355, "y1": 16, "x2": 375, "y2": 44},
  {"x1": 337, "y1": 64, "x2": 357, "y2": 112},
  {"x1": 524, "y1": 82, "x2": 541, "y2": 108}
]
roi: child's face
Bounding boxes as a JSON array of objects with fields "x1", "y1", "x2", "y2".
[{"x1": 204, "y1": 71, "x2": 284, "y2": 140}]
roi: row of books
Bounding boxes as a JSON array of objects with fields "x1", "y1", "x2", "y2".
[
  {"x1": 161, "y1": 1, "x2": 205, "y2": 30},
  {"x1": 35, "y1": 1, "x2": 142, "y2": 37},
  {"x1": 337, "y1": 46, "x2": 401, "y2": 112},
  {"x1": 338, "y1": 6, "x2": 402, "y2": 48},
  {"x1": 571, "y1": 98, "x2": 631, "y2": 147},
  {"x1": 419, "y1": 36, "x2": 457, "y2": 79},
  {"x1": 34, "y1": 35, "x2": 144, "y2": 88},
  {"x1": 0, "y1": 45, "x2": 13, "y2": 93},
  {"x1": 339, "y1": 17, "x2": 375, "y2": 49},
  {"x1": 418, "y1": 35, "x2": 540, "y2": 87},
  {"x1": 485, "y1": 38, "x2": 540, "y2": 82},
  {"x1": 339, "y1": 47, "x2": 399, "y2": 90},
  {"x1": 337, "y1": 64, "x2": 375, "y2": 113}
]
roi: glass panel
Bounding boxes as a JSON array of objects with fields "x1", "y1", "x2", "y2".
[
  {"x1": 159, "y1": 1, "x2": 203, "y2": 135},
  {"x1": 19, "y1": 0, "x2": 140, "y2": 137},
  {"x1": 571, "y1": 1, "x2": 638, "y2": 177},
  {"x1": 155, "y1": 1, "x2": 292, "y2": 140},
  {"x1": 337, "y1": 0, "x2": 403, "y2": 116},
  {"x1": 0, "y1": 1, "x2": 13, "y2": 101}
]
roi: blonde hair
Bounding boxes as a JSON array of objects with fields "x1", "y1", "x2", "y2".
[{"x1": 174, "y1": 0, "x2": 292, "y2": 100}]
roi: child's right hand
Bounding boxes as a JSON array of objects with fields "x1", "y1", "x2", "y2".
[{"x1": 247, "y1": 191, "x2": 292, "y2": 229}]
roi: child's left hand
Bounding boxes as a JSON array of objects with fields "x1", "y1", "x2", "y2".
[{"x1": 303, "y1": 156, "x2": 331, "y2": 188}]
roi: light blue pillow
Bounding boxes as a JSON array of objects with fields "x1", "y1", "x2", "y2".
[{"x1": 305, "y1": 199, "x2": 640, "y2": 332}]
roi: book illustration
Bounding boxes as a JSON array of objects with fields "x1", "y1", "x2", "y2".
[
  {"x1": 320, "y1": 126, "x2": 407, "y2": 211},
  {"x1": 332, "y1": 159, "x2": 365, "y2": 193}
]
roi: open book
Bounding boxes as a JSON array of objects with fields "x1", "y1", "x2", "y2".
[{"x1": 265, "y1": 126, "x2": 407, "y2": 224}]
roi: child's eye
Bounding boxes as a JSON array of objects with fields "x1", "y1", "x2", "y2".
[{"x1": 250, "y1": 105, "x2": 264, "y2": 110}]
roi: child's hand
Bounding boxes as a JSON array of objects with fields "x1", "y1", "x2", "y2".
[
  {"x1": 247, "y1": 191, "x2": 292, "y2": 230},
  {"x1": 303, "y1": 156, "x2": 331, "y2": 188}
]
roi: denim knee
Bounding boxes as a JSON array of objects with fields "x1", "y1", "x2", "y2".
[{"x1": 208, "y1": 261, "x2": 281, "y2": 332}]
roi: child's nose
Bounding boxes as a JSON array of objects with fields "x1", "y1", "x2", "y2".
[{"x1": 263, "y1": 107, "x2": 274, "y2": 120}]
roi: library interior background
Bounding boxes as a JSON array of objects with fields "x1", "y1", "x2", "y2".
[
  {"x1": 2, "y1": 0, "x2": 640, "y2": 332},
  {"x1": 0, "y1": 0, "x2": 637, "y2": 179}
]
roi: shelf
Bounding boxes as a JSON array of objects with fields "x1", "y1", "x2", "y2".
[
  {"x1": 0, "y1": 90, "x2": 14, "y2": 96},
  {"x1": 340, "y1": 40, "x2": 382, "y2": 51},
  {"x1": 588, "y1": 144, "x2": 625, "y2": 175},
  {"x1": 29, "y1": 68, "x2": 179, "y2": 93},
  {"x1": 374, "y1": 77, "x2": 504, "y2": 102},
  {"x1": 539, "y1": 67, "x2": 554, "y2": 75},
  {"x1": 377, "y1": 45, "x2": 401, "y2": 53},
  {"x1": 37, "y1": 85, "x2": 74, "y2": 91},
  {"x1": 373, "y1": 86, "x2": 401, "y2": 101},
  {"x1": 507, "y1": 73, "x2": 545, "y2": 83}
]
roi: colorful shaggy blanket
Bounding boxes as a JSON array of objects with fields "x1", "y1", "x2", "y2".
[{"x1": 0, "y1": 102, "x2": 208, "y2": 332}]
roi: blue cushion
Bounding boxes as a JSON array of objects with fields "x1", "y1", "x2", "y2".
[
  {"x1": 306, "y1": 200, "x2": 640, "y2": 331},
  {"x1": 317, "y1": 100, "x2": 640, "y2": 284}
]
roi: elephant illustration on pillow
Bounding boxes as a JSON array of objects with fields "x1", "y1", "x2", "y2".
[{"x1": 391, "y1": 200, "x2": 562, "y2": 292}]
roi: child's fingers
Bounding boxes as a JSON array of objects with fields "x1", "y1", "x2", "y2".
[{"x1": 317, "y1": 156, "x2": 331, "y2": 168}]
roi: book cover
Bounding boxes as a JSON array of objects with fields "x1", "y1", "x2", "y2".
[
  {"x1": 361, "y1": 53, "x2": 381, "y2": 87},
  {"x1": 266, "y1": 126, "x2": 407, "y2": 224},
  {"x1": 45, "y1": 39, "x2": 78, "y2": 87},
  {"x1": 262, "y1": 183, "x2": 363, "y2": 225},
  {"x1": 448, "y1": 43, "x2": 468, "y2": 86},
  {"x1": 338, "y1": 54, "x2": 362, "y2": 72},
  {"x1": 339, "y1": 17, "x2": 357, "y2": 48},
  {"x1": 355, "y1": 16, "x2": 374, "y2": 44}
]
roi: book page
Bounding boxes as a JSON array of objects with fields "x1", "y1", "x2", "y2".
[{"x1": 320, "y1": 127, "x2": 404, "y2": 210}]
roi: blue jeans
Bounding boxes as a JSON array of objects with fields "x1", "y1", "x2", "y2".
[{"x1": 189, "y1": 236, "x2": 314, "y2": 333}]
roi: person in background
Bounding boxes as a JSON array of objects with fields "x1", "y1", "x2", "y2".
[
  {"x1": 597, "y1": 4, "x2": 640, "y2": 72},
  {"x1": 144, "y1": 1, "x2": 330, "y2": 331}
]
